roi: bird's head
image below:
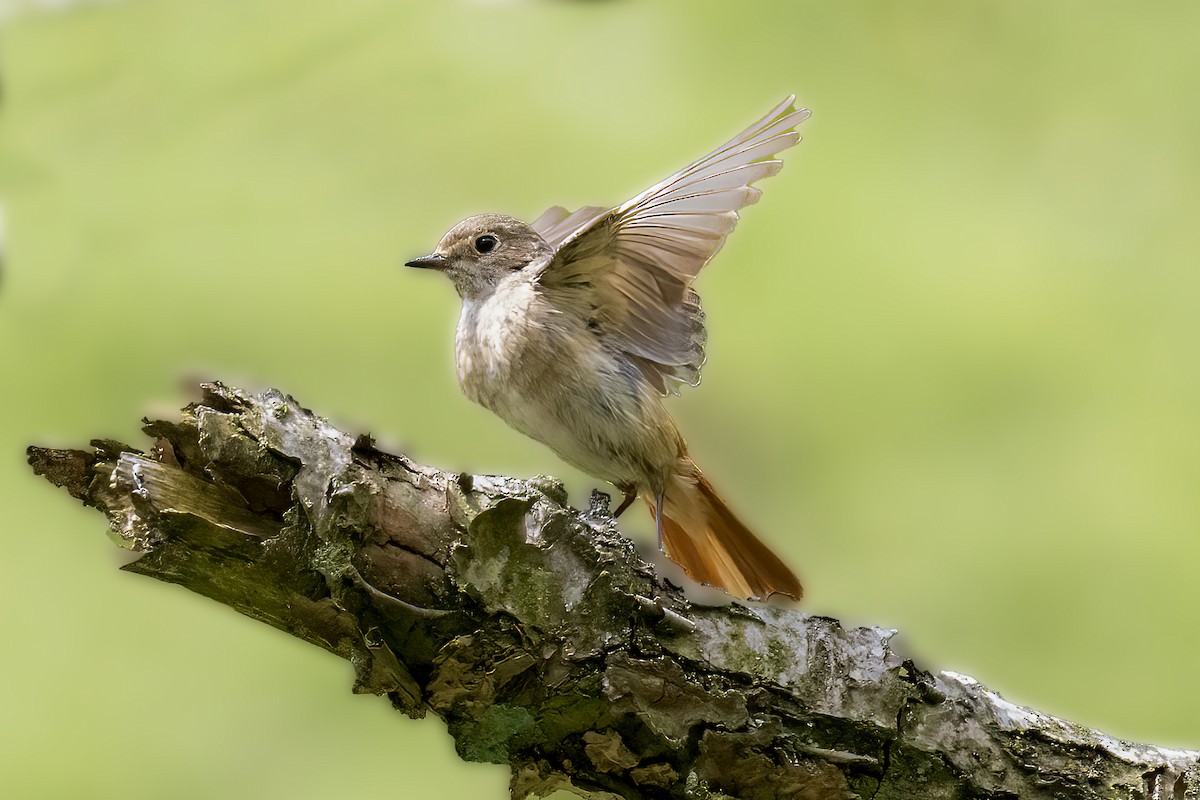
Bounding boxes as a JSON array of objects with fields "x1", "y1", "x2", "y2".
[{"x1": 405, "y1": 214, "x2": 553, "y2": 300}]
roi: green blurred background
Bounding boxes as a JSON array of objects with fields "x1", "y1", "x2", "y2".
[{"x1": 2, "y1": 0, "x2": 1198, "y2": 796}]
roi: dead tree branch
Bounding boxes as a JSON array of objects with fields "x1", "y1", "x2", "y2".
[{"x1": 27, "y1": 383, "x2": 1199, "y2": 799}]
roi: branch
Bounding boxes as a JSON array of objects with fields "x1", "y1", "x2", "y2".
[{"x1": 27, "y1": 383, "x2": 1199, "y2": 800}]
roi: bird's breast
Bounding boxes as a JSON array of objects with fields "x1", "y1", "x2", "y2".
[
  {"x1": 455, "y1": 282, "x2": 540, "y2": 409},
  {"x1": 453, "y1": 280, "x2": 679, "y2": 487}
]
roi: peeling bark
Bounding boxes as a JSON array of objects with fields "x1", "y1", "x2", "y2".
[{"x1": 27, "y1": 383, "x2": 1200, "y2": 799}]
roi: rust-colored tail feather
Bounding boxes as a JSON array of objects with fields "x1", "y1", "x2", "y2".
[{"x1": 651, "y1": 463, "x2": 803, "y2": 601}]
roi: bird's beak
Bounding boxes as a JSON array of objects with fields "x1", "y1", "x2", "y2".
[{"x1": 404, "y1": 253, "x2": 448, "y2": 270}]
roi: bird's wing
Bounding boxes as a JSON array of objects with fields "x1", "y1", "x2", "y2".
[
  {"x1": 532, "y1": 97, "x2": 809, "y2": 394},
  {"x1": 531, "y1": 205, "x2": 608, "y2": 249}
]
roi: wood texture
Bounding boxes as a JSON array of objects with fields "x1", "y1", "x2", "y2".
[{"x1": 27, "y1": 383, "x2": 1199, "y2": 799}]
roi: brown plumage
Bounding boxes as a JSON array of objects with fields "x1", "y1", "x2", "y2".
[
  {"x1": 406, "y1": 98, "x2": 809, "y2": 600},
  {"x1": 657, "y1": 458, "x2": 804, "y2": 600}
]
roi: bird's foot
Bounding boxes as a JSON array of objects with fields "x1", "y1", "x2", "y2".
[{"x1": 612, "y1": 484, "x2": 638, "y2": 518}]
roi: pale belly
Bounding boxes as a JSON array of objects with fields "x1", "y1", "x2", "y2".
[{"x1": 455, "y1": 285, "x2": 678, "y2": 489}]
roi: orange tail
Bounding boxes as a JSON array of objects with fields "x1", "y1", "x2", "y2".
[{"x1": 650, "y1": 461, "x2": 803, "y2": 601}]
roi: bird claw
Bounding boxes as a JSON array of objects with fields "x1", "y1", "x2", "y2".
[{"x1": 612, "y1": 484, "x2": 638, "y2": 518}]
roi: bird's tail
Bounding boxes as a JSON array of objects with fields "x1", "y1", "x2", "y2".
[{"x1": 650, "y1": 459, "x2": 803, "y2": 601}]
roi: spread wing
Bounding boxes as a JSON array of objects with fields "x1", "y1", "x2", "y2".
[{"x1": 532, "y1": 97, "x2": 810, "y2": 394}]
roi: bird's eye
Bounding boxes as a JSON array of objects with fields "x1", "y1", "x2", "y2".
[{"x1": 474, "y1": 235, "x2": 498, "y2": 254}]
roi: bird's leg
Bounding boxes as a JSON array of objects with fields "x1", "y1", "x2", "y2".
[
  {"x1": 612, "y1": 483, "x2": 638, "y2": 518},
  {"x1": 655, "y1": 490, "x2": 665, "y2": 551}
]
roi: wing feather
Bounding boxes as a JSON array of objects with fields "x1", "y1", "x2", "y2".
[
  {"x1": 531, "y1": 204, "x2": 608, "y2": 250},
  {"x1": 534, "y1": 98, "x2": 808, "y2": 393}
]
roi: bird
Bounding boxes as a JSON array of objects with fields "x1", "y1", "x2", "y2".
[{"x1": 406, "y1": 97, "x2": 808, "y2": 600}]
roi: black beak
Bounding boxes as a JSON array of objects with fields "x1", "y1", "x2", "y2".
[{"x1": 405, "y1": 253, "x2": 448, "y2": 269}]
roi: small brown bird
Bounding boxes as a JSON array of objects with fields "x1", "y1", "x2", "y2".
[{"x1": 407, "y1": 97, "x2": 808, "y2": 600}]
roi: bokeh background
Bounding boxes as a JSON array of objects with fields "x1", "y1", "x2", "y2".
[{"x1": 3, "y1": 0, "x2": 1199, "y2": 797}]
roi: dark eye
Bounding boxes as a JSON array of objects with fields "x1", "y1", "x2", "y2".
[{"x1": 474, "y1": 235, "x2": 498, "y2": 254}]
